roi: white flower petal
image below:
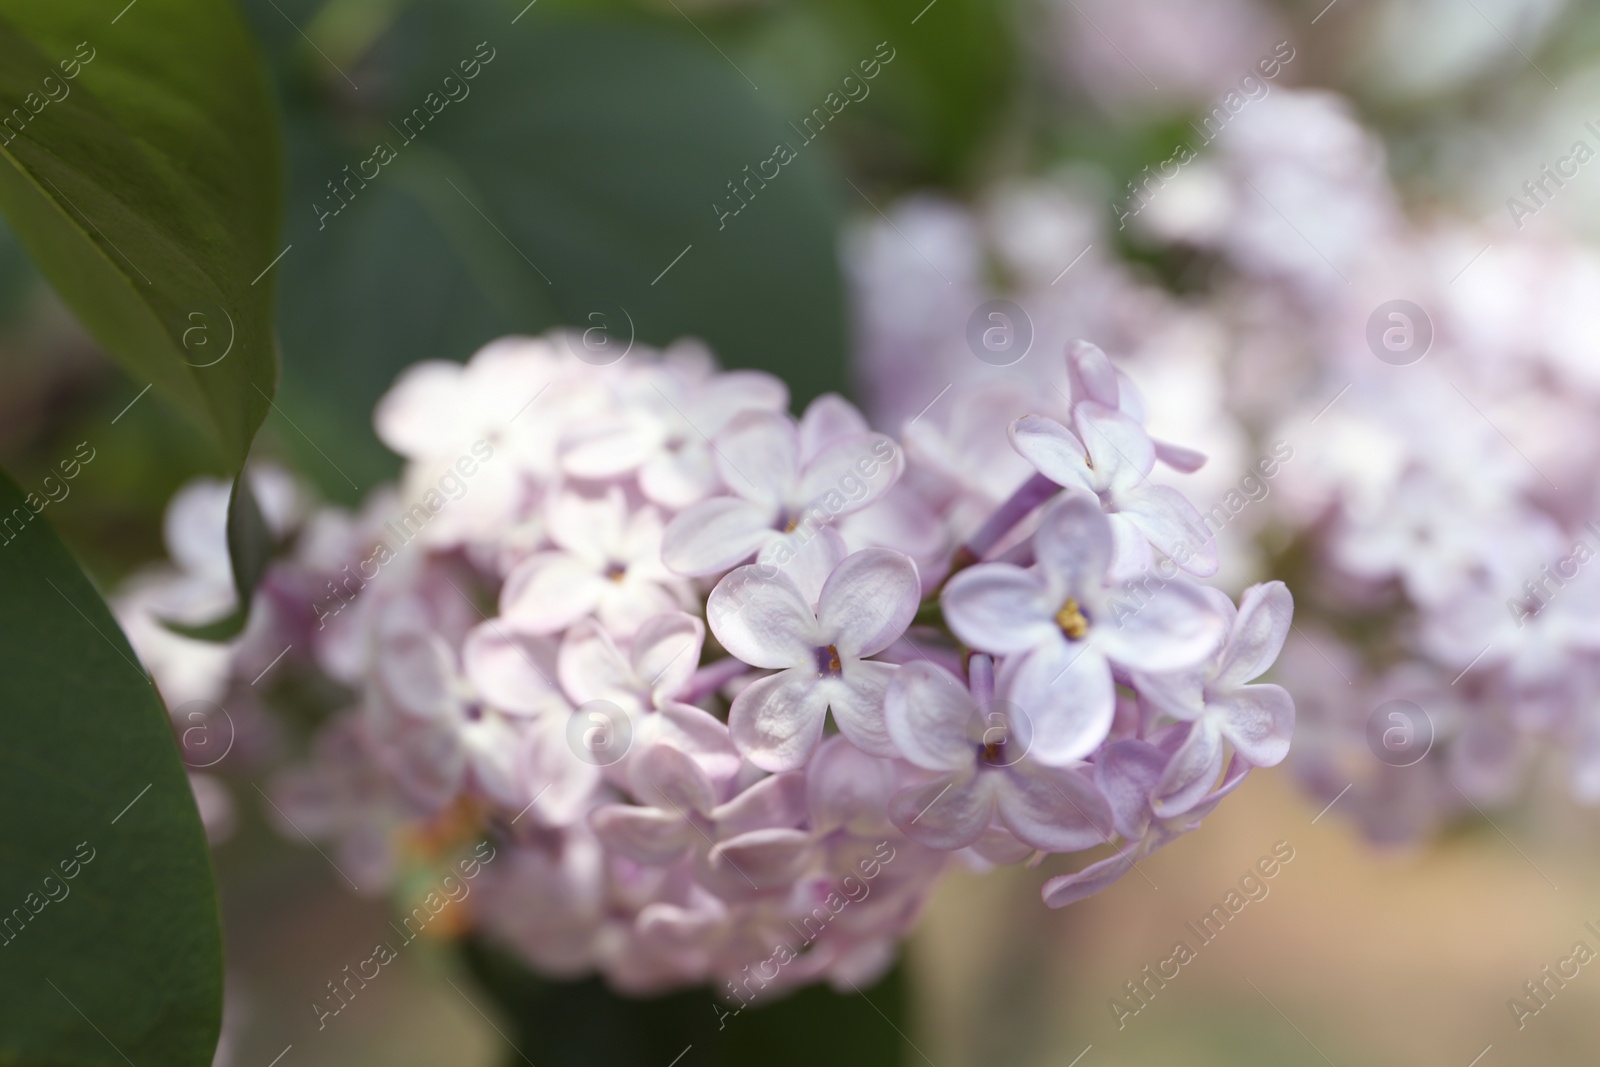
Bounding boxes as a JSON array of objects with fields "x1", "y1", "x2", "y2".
[
  {"x1": 817, "y1": 548, "x2": 920, "y2": 658},
  {"x1": 888, "y1": 773, "x2": 995, "y2": 851},
  {"x1": 996, "y1": 763, "x2": 1112, "y2": 853},
  {"x1": 1214, "y1": 684, "x2": 1295, "y2": 767},
  {"x1": 1009, "y1": 415, "x2": 1096, "y2": 493},
  {"x1": 1002, "y1": 643, "x2": 1115, "y2": 765},
  {"x1": 707, "y1": 565, "x2": 816, "y2": 669},
  {"x1": 826, "y1": 660, "x2": 899, "y2": 758},
  {"x1": 500, "y1": 552, "x2": 607, "y2": 634},
  {"x1": 884, "y1": 661, "x2": 978, "y2": 772},
  {"x1": 590, "y1": 804, "x2": 694, "y2": 865},
  {"x1": 727, "y1": 668, "x2": 830, "y2": 772},
  {"x1": 661, "y1": 497, "x2": 775, "y2": 577},
  {"x1": 1150, "y1": 718, "x2": 1226, "y2": 817},
  {"x1": 1215, "y1": 581, "x2": 1294, "y2": 689},
  {"x1": 941, "y1": 562, "x2": 1058, "y2": 654}
]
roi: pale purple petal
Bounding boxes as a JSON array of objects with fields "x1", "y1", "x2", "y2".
[
  {"x1": 590, "y1": 804, "x2": 695, "y2": 865},
  {"x1": 1009, "y1": 415, "x2": 1096, "y2": 493},
  {"x1": 1066, "y1": 340, "x2": 1120, "y2": 408},
  {"x1": 1117, "y1": 483, "x2": 1217, "y2": 576},
  {"x1": 883, "y1": 661, "x2": 978, "y2": 772},
  {"x1": 557, "y1": 620, "x2": 637, "y2": 708},
  {"x1": 1074, "y1": 401, "x2": 1155, "y2": 486},
  {"x1": 794, "y1": 433, "x2": 904, "y2": 514},
  {"x1": 629, "y1": 740, "x2": 717, "y2": 817},
  {"x1": 715, "y1": 410, "x2": 800, "y2": 505},
  {"x1": 1002, "y1": 643, "x2": 1115, "y2": 765},
  {"x1": 661, "y1": 497, "x2": 775, "y2": 577},
  {"x1": 727, "y1": 669, "x2": 830, "y2": 772},
  {"x1": 996, "y1": 763, "x2": 1112, "y2": 853},
  {"x1": 888, "y1": 773, "x2": 995, "y2": 850},
  {"x1": 1033, "y1": 493, "x2": 1115, "y2": 600},
  {"x1": 1151, "y1": 718, "x2": 1226, "y2": 817},
  {"x1": 1040, "y1": 846, "x2": 1140, "y2": 908},
  {"x1": 656, "y1": 702, "x2": 742, "y2": 784},
  {"x1": 941, "y1": 562, "x2": 1058, "y2": 655},
  {"x1": 500, "y1": 553, "x2": 606, "y2": 634},
  {"x1": 462, "y1": 623, "x2": 559, "y2": 714},
  {"x1": 806, "y1": 735, "x2": 897, "y2": 836},
  {"x1": 1094, "y1": 739, "x2": 1166, "y2": 839},
  {"x1": 1131, "y1": 667, "x2": 1208, "y2": 722},
  {"x1": 632, "y1": 612, "x2": 705, "y2": 702},
  {"x1": 1215, "y1": 581, "x2": 1294, "y2": 689},
  {"x1": 826, "y1": 659, "x2": 899, "y2": 758},
  {"x1": 1094, "y1": 579, "x2": 1226, "y2": 674},
  {"x1": 707, "y1": 828, "x2": 812, "y2": 889},
  {"x1": 707, "y1": 566, "x2": 816, "y2": 669},
  {"x1": 817, "y1": 548, "x2": 920, "y2": 657},
  {"x1": 1214, "y1": 684, "x2": 1295, "y2": 767},
  {"x1": 712, "y1": 770, "x2": 808, "y2": 835},
  {"x1": 798, "y1": 393, "x2": 871, "y2": 461}
]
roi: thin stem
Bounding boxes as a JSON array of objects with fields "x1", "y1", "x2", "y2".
[{"x1": 959, "y1": 472, "x2": 1058, "y2": 565}]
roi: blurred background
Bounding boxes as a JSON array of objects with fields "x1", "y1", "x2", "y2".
[{"x1": 6, "y1": 0, "x2": 1600, "y2": 1062}]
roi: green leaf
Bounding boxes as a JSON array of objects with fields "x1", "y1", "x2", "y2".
[
  {"x1": 247, "y1": 3, "x2": 848, "y2": 496},
  {"x1": 0, "y1": 0, "x2": 283, "y2": 468},
  {"x1": 463, "y1": 938, "x2": 912, "y2": 1067},
  {"x1": 0, "y1": 467, "x2": 223, "y2": 1066},
  {"x1": 162, "y1": 470, "x2": 276, "y2": 641}
]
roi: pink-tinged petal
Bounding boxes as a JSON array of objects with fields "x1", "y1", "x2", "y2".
[
  {"x1": 500, "y1": 552, "x2": 606, "y2": 634},
  {"x1": 632, "y1": 612, "x2": 705, "y2": 702},
  {"x1": 968, "y1": 826, "x2": 1034, "y2": 865},
  {"x1": 713, "y1": 770, "x2": 808, "y2": 835},
  {"x1": 557, "y1": 620, "x2": 638, "y2": 708},
  {"x1": 1153, "y1": 438, "x2": 1207, "y2": 473},
  {"x1": 1093, "y1": 579, "x2": 1225, "y2": 674},
  {"x1": 1214, "y1": 684, "x2": 1295, "y2": 767},
  {"x1": 817, "y1": 549, "x2": 920, "y2": 657},
  {"x1": 707, "y1": 828, "x2": 812, "y2": 889},
  {"x1": 1033, "y1": 493, "x2": 1115, "y2": 600},
  {"x1": 883, "y1": 661, "x2": 978, "y2": 772},
  {"x1": 366, "y1": 704, "x2": 465, "y2": 811},
  {"x1": 546, "y1": 486, "x2": 627, "y2": 558},
  {"x1": 590, "y1": 804, "x2": 694, "y2": 865},
  {"x1": 760, "y1": 525, "x2": 848, "y2": 609},
  {"x1": 1002, "y1": 643, "x2": 1115, "y2": 765},
  {"x1": 373, "y1": 361, "x2": 468, "y2": 457},
  {"x1": 464, "y1": 717, "x2": 526, "y2": 807},
  {"x1": 1009, "y1": 415, "x2": 1096, "y2": 493},
  {"x1": 707, "y1": 566, "x2": 816, "y2": 669},
  {"x1": 794, "y1": 433, "x2": 904, "y2": 516},
  {"x1": 629, "y1": 740, "x2": 717, "y2": 817},
  {"x1": 462, "y1": 623, "x2": 559, "y2": 714},
  {"x1": 374, "y1": 628, "x2": 457, "y2": 723},
  {"x1": 656, "y1": 702, "x2": 743, "y2": 784},
  {"x1": 1215, "y1": 581, "x2": 1294, "y2": 689},
  {"x1": 699, "y1": 370, "x2": 789, "y2": 429},
  {"x1": 941, "y1": 562, "x2": 1058, "y2": 655},
  {"x1": 1150, "y1": 718, "x2": 1226, "y2": 817},
  {"x1": 1105, "y1": 513, "x2": 1154, "y2": 580},
  {"x1": 715, "y1": 410, "x2": 800, "y2": 505},
  {"x1": 1074, "y1": 401, "x2": 1155, "y2": 485},
  {"x1": 806, "y1": 735, "x2": 897, "y2": 836},
  {"x1": 639, "y1": 448, "x2": 719, "y2": 510},
  {"x1": 661, "y1": 497, "x2": 775, "y2": 577},
  {"x1": 1040, "y1": 845, "x2": 1140, "y2": 908},
  {"x1": 798, "y1": 393, "x2": 871, "y2": 461},
  {"x1": 1131, "y1": 667, "x2": 1208, "y2": 722},
  {"x1": 1117, "y1": 483, "x2": 1217, "y2": 577},
  {"x1": 826, "y1": 660, "x2": 899, "y2": 758},
  {"x1": 1094, "y1": 739, "x2": 1166, "y2": 839},
  {"x1": 1066, "y1": 340, "x2": 1120, "y2": 408},
  {"x1": 521, "y1": 715, "x2": 600, "y2": 826},
  {"x1": 888, "y1": 773, "x2": 995, "y2": 850},
  {"x1": 561, "y1": 416, "x2": 661, "y2": 479},
  {"x1": 727, "y1": 669, "x2": 830, "y2": 772},
  {"x1": 996, "y1": 763, "x2": 1113, "y2": 852}
]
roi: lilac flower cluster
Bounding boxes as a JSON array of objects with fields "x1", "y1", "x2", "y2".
[
  {"x1": 116, "y1": 332, "x2": 1293, "y2": 995},
  {"x1": 848, "y1": 83, "x2": 1600, "y2": 843}
]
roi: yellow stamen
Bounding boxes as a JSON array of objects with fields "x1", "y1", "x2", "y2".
[{"x1": 1055, "y1": 597, "x2": 1089, "y2": 639}]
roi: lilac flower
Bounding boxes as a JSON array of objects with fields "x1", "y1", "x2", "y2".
[
  {"x1": 883, "y1": 660, "x2": 1112, "y2": 853},
  {"x1": 661, "y1": 405, "x2": 903, "y2": 577},
  {"x1": 1134, "y1": 581, "x2": 1296, "y2": 815},
  {"x1": 943, "y1": 493, "x2": 1226, "y2": 764},
  {"x1": 709, "y1": 548, "x2": 920, "y2": 770}
]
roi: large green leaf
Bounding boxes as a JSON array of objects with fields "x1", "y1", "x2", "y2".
[
  {"x1": 0, "y1": 0, "x2": 282, "y2": 467},
  {"x1": 0, "y1": 468, "x2": 223, "y2": 1065},
  {"x1": 245, "y1": 1, "x2": 849, "y2": 496}
]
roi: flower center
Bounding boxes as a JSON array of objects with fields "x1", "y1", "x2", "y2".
[
  {"x1": 604, "y1": 562, "x2": 627, "y2": 583},
  {"x1": 813, "y1": 644, "x2": 843, "y2": 678},
  {"x1": 1055, "y1": 597, "x2": 1089, "y2": 639}
]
